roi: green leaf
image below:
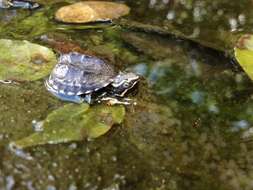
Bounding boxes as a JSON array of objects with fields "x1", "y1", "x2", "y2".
[
  {"x1": 12, "y1": 103, "x2": 125, "y2": 148},
  {"x1": 234, "y1": 34, "x2": 253, "y2": 80}
]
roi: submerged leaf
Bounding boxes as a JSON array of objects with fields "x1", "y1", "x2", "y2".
[
  {"x1": 0, "y1": 39, "x2": 57, "y2": 81},
  {"x1": 234, "y1": 34, "x2": 253, "y2": 80},
  {"x1": 12, "y1": 104, "x2": 125, "y2": 148},
  {"x1": 55, "y1": 1, "x2": 130, "y2": 23}
]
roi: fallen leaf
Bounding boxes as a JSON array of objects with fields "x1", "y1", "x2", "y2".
[
  {"x1": 234, "y1": 34, "x2": 253, "y2": 80},
  {"x1": 12, "y1": 103, "x2": 125, "y2": 148}
]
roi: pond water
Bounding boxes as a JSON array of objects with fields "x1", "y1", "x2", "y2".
[{"x1": 1, "y1": 0, "x2": 253, "y2": 189}]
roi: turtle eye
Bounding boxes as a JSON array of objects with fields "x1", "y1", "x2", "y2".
[{"x1": 123, "y1": 82, "x2": 130, "y2": 88}]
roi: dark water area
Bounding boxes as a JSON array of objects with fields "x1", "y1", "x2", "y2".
[{"x1": 1, "y1": 0, "x2": 253, "y2": 189}]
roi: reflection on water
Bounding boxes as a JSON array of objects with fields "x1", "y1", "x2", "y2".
[{"x1": 1, "y1": 0, "x2": 253, "y2": 189}]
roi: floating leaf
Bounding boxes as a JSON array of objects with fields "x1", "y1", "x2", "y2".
[
  {"x1": 0, "y1": 39, "x2": 57, "y2": 81},
  {"x1": 234, "y1": 34, "x2": 253, "y2": 80},
  {"x1": 55, "y1": 1, "x2": 130, "y2": 24},
  {"x1": 12, "y1": 103, "x2": 125, "y2": 148}
]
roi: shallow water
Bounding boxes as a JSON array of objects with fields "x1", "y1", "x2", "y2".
[{"x1": 1, "y1": 0, "x2": 253, "y2": 190}]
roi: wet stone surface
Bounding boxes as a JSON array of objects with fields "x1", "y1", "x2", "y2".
[
  {"x1": 0, "y1": 39, "x2": 57, "y2": 81},
  {"x1": 55, "y1": 1, "x2": 130, "y2": 23}
]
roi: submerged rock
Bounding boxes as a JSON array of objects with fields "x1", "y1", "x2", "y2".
[
  {"x1": 55, "y1": 1, "x2": 130, "y2": 24},
  {"x1": 0, "y1": 39, "x2": 56, "y2": 81},
  {"x1": 121, "y1": 31, "x2": 185, "y2": 60},
  {"x1": 118, "y1": 19, "x2": 240, "y2": 55}
]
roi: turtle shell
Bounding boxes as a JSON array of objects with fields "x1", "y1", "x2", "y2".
[{"x1": 46, "y1": 52, "x2": 116, "y2": 98}]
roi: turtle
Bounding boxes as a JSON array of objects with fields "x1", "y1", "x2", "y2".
[
  {"x1": 45, "y1": 52, "x2": 140, "y2": 105},
  {"x1": 0, "y1": 0, "x2": 40, "y2": 9}
]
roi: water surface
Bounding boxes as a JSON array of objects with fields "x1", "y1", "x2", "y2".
[{"x1": 1, "y1": 0, "x2": 253, "y2": 189}]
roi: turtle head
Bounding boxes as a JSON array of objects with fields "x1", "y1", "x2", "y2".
[{"x1": 111, "y1": 72, "x2": 139, "y2": 97}]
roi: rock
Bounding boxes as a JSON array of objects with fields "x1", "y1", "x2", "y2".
[
  {"x1": 0, "y1": 39, "x2": 57, "y2": 81},
  {"x1": 121, "y1": 31, "x2": 183, "y2": 60},
  {"x1": 55, "y1": 1, "x2": 130, "y2": 24}
]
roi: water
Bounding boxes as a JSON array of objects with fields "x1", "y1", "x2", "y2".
[{"x1": 1, "y1": 0, "x2": 253, "y2": 189}]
